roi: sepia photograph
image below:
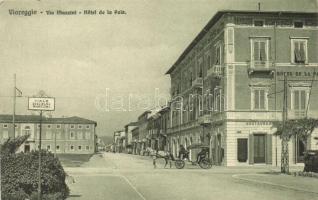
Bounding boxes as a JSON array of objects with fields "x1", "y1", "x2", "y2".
[{"x1": 1, "y1": 0, "x2": 318, "y2": 199}]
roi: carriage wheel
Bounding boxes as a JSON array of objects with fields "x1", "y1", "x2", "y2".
[
  {"x1": 175, "y1": 160, "x2": 185, "y2": 169},
  {"x1": 199, "y1": 158, "x2": 212, "y2": 169}
]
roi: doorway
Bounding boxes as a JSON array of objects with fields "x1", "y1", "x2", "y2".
[
  {"x1": 254, "y1": 134, "x2": 266, "y2": 163},
  {"x1": 296, "y1": 136, "x2": 305, "y2": 163},
  {"x1": 24, "y1": 144, "x2": 30, "y2": 153}
]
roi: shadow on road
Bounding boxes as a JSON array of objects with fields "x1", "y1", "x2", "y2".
[{"x1": 68, "y1": 194, "x2": 82, "y2": 198}]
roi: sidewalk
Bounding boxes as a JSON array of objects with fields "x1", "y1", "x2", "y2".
[{"x1": 232, "y1": 173, "x2": 318, "y2": 194}]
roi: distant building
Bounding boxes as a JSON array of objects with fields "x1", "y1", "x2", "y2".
[
  {"x1": 96, "y1": 137, "x2": 106, "y2": 151},
  {"x1": 131, "y1": 126, "x2": 140, "y2": 155},
  {"x1": 113, "y1": 130, "x2": 125, "y2": 153},
  {"x1": 124, "y1": 122, "x2": 138, "y2": 153},
  {"x1": 0, "y1": 115, "x2": 97, "y2": 154},
  {"x1": 137, "y1": 111, "x2": 151, "y2": 155},
  {"x1": 147, "y1": 107, "x2": 170, "y2": 151}
]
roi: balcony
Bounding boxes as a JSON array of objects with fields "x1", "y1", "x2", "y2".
[
  {"x1": 288, "y1": 110, "x2": 307, "y2": 119},
  {"x1": 248, "y1": 60, "x2": 275, "y2": 75},
  {"x1": 226, "y1": 110, "x2": 282, "y2": 121},
  {"x1": 167, "y1": 120, "x2": 200, "y2": 134},
  {"x1": 198, "y1": 114, "x2": 212, "y2": 125},
  {"x1": 192, "y1": 77, "x2": 203, "y2": 88},
  {"x1": 207, "y1": 65, "x2": 223, "y2": 78}
]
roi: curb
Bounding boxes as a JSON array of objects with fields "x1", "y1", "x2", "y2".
[{"x1": 232, "y1": 174, "x2": 318, "y2": 195}]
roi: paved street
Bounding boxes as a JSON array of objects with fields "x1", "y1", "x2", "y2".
[{"x1": 66, "y1": 153, "x2": 318, "y2": 200}]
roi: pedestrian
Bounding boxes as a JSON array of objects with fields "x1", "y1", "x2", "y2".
[
  {"x1": 151, "y1": 149, "x2": 157, "y2": 169},
  {"x1": 164, "y1": 151, "x2": 173, "y2": 168}
]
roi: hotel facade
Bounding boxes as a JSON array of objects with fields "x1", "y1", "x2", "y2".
[
  {"x1": 0, "y1": 115, "x2": 97, "y2": 154},
  {"x1": 165, "y1": 10, "x2": 318, "y2": 166}
]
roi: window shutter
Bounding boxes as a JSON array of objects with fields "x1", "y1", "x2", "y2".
[
  {"x1": 294, "y1": 90, "x2": 300, "y2": 110},
  {"x1": 294, "y1": 42, "x2": 301, "y2": 62},
  {"x1": 266, "y1": 134, "x2": 272, "y2": 164},
  {"x1": 249, "y1": 134, "x2": 254, "y2": 164},
  {"x1": 215, "y1": 46, "x2": 220, "y2": 65},
  {"x1": 254, "y1": 41, "x2": 260, "y2": 61},
  {"x1": 299, "y1": 42, "x2": 306, "y2": 62},
  {"x1": 254, "y1": 90, "x2": 259, "y2": 109},
  {"x1": 260, "y1": 90, "x2": 265, "y2": 109},
  {"x1": 260, "y1": 42, "x2": 266, "y2": 61},
  {"x1": 300, "y1": 90, "x2": 306, "y2": 110}
]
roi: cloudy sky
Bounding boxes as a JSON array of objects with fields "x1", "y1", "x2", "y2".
[{"x1": 0, "y1": 0, "x2": 317, "y2": 136}]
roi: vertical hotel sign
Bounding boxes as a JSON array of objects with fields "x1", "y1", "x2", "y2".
[{"x1": 28, "y1": 97, "x2": 55, "y2": 111}]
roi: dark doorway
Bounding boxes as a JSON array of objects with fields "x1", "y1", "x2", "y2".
[
  {"x1": 237, "y1": 138, "x2": 248, "y2": 162},
  {"x1": 296, "y1": 137, "x2": 305, "y2": 163},
  {"x1": 24, "y1": 145, "x2": 30, "y2": 153},
  {"x1": 254, "y1": 134, "x2": 266, "y2": 163}
]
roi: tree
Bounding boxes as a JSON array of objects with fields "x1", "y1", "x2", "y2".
[
  {"x1": 274, "y1": 118, "x2": 318, "y2": 152},
  {"x1": 1, "y1": 136, "x2": 69, "y2": 199},
  {"x1": 0, "y1": 134, "x2": 30, "y2": 154}
]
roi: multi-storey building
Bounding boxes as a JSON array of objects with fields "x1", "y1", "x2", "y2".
[
  {"x1": 131, "y1": 126, "x2": 140, "y2": 154},
  {"x1": 147, "y1": 106, "x2": 170, "y2": 151},
  {"x1": 137, "y1": 111, "x2": 151, "y2": 155},
  {"x1": 124, "y1": 122, "x2": 138, "y2": 153},
  {"x1": 0, "y1": 115, "x2": 97, "y2": 154},
  {"x1": 166, "y1": 10, "x2": 318, "y2": 166}
]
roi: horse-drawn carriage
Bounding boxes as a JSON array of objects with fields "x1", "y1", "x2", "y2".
[
  {"x1": 174, "y1": 144, "x2": 213, "y2": 169},
  {"x1": 151, "y1": 144, "x2": 213, "y2": 169}
]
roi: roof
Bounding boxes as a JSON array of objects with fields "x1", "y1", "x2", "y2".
[
  {"x1": 138, "y1": 110, "x2": 151, "y2": 120},
  {"x1": 125, "y1": 121, "x2": 138, "y2": 128},
  {"x1": 0, "y1": 114, "x2": 97, "y2": 126},
  {"x1": 165, "y1": 10, "x2": 318, "y2": 75},
  {"x1": 132, "y1": 126, "x2": 139, "y2": 132}
]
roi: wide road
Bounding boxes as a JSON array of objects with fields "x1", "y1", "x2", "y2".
[{"x1": 66, "y1": 152, "x2": 318, "y2": 200}]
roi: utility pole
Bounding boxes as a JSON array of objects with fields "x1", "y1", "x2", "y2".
[
  {"x1": 281, "y1": 74, "x2": 289, "y2": 173},
  {"x1": 13, "y1": 74, "x2": 16, "y2": 139},
  {"x1": 38, "y1": 110, "x2": 43, "y2": 200}
]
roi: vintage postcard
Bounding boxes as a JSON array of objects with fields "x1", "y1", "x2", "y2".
[{"x1": 1, "y1": 0, "x2": 318, "y2": 200}]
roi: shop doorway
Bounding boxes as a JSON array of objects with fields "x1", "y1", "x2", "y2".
[{"x1": 254, "y1": 134, "x2": 266, "y2": 163}]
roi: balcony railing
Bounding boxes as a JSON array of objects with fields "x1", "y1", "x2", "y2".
[
  {"x1": 207, "y1": 65, "x2": 223, "y2": 77},
  {"x1": 249, "y1": 60, "x2": 273, "y2": 69},
  {"x1": 198, "y1": 114, "x2": 212, "y2": 125},
  {"x1": 248, "y1": 60, "x2": 275, "y2": 75},
  {"x1": 167, "y1": 120, "x2": 200, "y2": 134},
  {"x1": 288, "y1": 110, "x2": 307, "y2": 119},
  {"x1": 192, "y1": 77, "x2": 203, "y2": 88}
]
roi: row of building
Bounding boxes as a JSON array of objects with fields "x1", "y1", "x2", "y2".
[
  {"x1": 0, "y1": 115, "x2": 97, "y2": 154},
  {"x1": 114, "y1": 10, "x2": 318, "y2": 166}
]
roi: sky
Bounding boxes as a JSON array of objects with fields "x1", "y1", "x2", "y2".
[{"x1": 0, "y1": 0, "x2": 317, "y2": 136}]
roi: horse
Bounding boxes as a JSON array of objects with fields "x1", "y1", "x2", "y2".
[{"x1": 155, "y1": 150, "x2": 175, "y2": 168}]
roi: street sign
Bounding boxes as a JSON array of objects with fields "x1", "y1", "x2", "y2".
[{"x1": 28, "y1": 97, "x2": 55, "y2": 111}]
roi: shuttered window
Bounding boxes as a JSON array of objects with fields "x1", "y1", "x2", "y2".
[
  {"x1": 294, "y1": 90, "x2": 306, "y2": 110},
  {"x1": 254, "y1": 89, "x2": 266, "y2": 110},
  {"x1": 215, "y1": 45, "x2": 221, "y2": 65},
  {"x1": 291, "y1": 39, "x2": 307, "y2": 64},
  {"x1": 293, "y1": 89, "x2": 307, "y2": 118},
  {"x1": 294, "y1": 41, "x2": 306, "y2": 63},
  {"x1": 253, "y1": 41, "x2": 267, "y2": 61}
]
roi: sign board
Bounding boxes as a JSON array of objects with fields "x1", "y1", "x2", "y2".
[{"x1": 28, "y1": 97, "x2": 55, "y2": 111}]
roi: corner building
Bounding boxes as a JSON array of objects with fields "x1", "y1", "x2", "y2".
[{"x1": 166, "y1": 10, "x2": 318, "y2": 166}]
